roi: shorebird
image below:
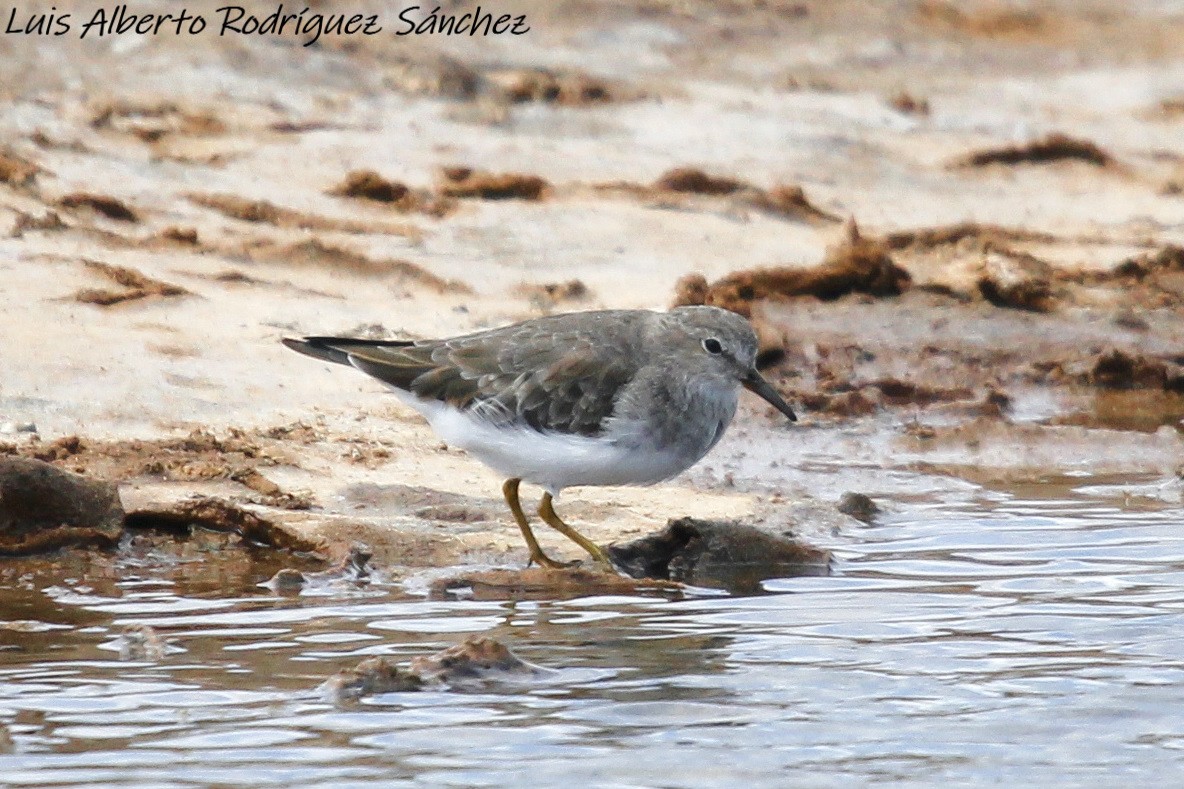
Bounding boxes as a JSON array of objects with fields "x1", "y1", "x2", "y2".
[{"x1": 284, "y1": 306, "x2": 796, "y2": 569}]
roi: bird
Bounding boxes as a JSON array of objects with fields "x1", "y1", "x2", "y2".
[{"x1": 283, "y1": 305, "x2": 797, "y2": 570}]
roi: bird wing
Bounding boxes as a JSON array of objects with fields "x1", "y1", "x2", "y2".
[{"x1": 285, "y1": 315, "x2": 645, "y2": 436}]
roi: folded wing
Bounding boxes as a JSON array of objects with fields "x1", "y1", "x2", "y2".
[{"x1": 283, "y1": 322, "x2": 641, "y2": 437}]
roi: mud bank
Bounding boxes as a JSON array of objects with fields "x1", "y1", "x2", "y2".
[{"x1": 2, "y1": 0, "x2": 1183, "y2": 591}]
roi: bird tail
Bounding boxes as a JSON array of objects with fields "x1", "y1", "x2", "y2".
[{"x1": 281, "y1": 336, "x2": 415, "y2": 367}]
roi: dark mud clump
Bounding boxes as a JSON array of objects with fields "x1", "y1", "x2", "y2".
[
  {"x1": 673, "y1": 222, "x2": 910, "y2": 317},
  {"x1": 74, "y1": 260, "x2": 190, "y2": 306},
  {"x1": 189, "y1": 192, "x2": 283, "y2": 223},
  {"x1": 158, "y1": 226, "x2": 199, "y2": 245},
  {"x1": 409, "y1": 636, "x2": 547, "y2": 685},
  {"x1": 485, "y1": 67, "x2": 616, "y2": 105},
  {"x1": 230, "y1": 468, "x2": 310, "y2": 509},
  {"x1": 329, "y1": 169, "x2": 410, "y2": 202},
  {"x1": 887, "y1": 91, "x2": 930, "y2": 115},
  {"x1": 1090, "y1": 349, "x2": 1184, "y2": 392},
  {"x1": 58, "y1": 192, "x2": 139, "y2": 222},
  {"x1": 321, "y1": 636, "x2": 548, "y2": 702},
  {"x1": 1115, "y1": 245, "x2": 1184, "y2": 279},
  {"x1": 0, "y1": 457, "x2": 124, "y2": 555},
  {"x1": 322, "y1": 657, "x2": 424, "y2": 700},
  {"x1": 950, "y1": 133, "x2": 1115, "y2": 168},
  {"x1": 438, "y1": 167, "x2": 549, "y2": 200},
  {"x1": 0, "y1": 149, "x2": 39, "y2": 187},
  {"x1": 655, "y1": 167, "x2": 747, "y2": 195},
  {"x1": 327, "y1": 170, "x2": 457, "y2": 216},
  {"x1": 608, "y1": 517, "x2": 830, "y2": 594},
  {"x1": 651, "y1": 167, "x2": 839, "y2": 223},
  {"x1": 837, "y1": 492, "x2": 880, "y2": 524}
]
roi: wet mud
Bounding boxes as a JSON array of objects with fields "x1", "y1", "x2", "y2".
[
  {"x1": 1, "y1": 3, "x2": 1184, "y2": 784},
  {"x1": 2, "y1": 0, "x2": 1183, "y2": 605}
]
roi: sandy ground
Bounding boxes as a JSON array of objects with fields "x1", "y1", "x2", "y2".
[{"x1": 2, "y1": 0, "x2": 1183, "y2": 571}]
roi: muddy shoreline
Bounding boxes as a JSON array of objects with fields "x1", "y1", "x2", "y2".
[{"x1": 2, "y1": 0, "x2": 1184, "y2": 589}]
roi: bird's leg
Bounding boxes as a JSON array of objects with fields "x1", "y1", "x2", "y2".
[
  {"x1": 502, "y1": 478, "x2": 571, "y2": 569},
  {"x1": 538, "y1": 492, "x2": 615, "y2": 569}
]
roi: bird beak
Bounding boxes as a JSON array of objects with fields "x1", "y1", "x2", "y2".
[{"x1": 743, "y1": 369, "x2": 797, "y2": 422}]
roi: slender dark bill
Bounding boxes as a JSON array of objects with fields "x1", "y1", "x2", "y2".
[{"x1": 743, "y1": 370, "x2": 797, "y2": 422}]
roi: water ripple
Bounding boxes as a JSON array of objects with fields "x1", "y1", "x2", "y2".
[{"x1": 1, "y1": 482, "x2": 1183, "y2": 786}]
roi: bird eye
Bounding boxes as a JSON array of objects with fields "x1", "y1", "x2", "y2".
[{"x1": 702, "y1": 338, "x2": 723, "y2": 355}]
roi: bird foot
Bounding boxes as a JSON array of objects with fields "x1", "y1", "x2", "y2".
[{"x1": 526, "y1": 551, "x2": 581, "y2": 570}]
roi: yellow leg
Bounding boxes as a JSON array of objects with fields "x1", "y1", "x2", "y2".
[
  {"x1": 538, "y1": 492, "x2": 614, "y2": 568},
  {"x1": 502, "y1": 479, "x2": 570, "y2": 569}
]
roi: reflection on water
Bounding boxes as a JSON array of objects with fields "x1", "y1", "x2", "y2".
[{"x1": 2, "y1": 477, "x2": 1184, "y2": 787}]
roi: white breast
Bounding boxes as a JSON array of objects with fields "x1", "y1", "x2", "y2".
[{"x1": 390, "y1": 389, "x2": 700, "y2": 495}]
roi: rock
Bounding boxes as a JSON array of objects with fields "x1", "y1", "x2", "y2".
[
  {"x1": 261, "y1": 543, "x2": 373, "y2": 594},
  {"x1": 320, "y1": 656, "x2": 424, "y2": 702},
  {"x1": 837, "y1": 492, "x2": 880, "y2": 524},
  {"x1": 113, "y1": 624, "x2": 169, "y2": 661},
  {"x1": 319, "y1": 636, "x2": 550, "y2": 702},
  {"x1": 0, "y1": 457, "x2": 124, "y2": 554},
  {"x1": 261, "y1": 568, "x2": 310, "y2": 594},
  {"x1": 409, "y1": 636, "x2": 550, "y2": 688},
  {"x1": 608, "y1": 517, "x2": 830, "y2": 593}
]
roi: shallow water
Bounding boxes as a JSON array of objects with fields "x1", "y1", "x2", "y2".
[{"x1": 2, "y1": 476, "x2": 1184, "y2": 788}]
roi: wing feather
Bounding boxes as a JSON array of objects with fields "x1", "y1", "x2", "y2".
[{"x1": 284, "y1": 312, "x2": 648, "y2": 436}]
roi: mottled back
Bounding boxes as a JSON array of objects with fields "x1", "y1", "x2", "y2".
[{"x1": 287, "y1": 311, "x2": 655, "y2": 436}]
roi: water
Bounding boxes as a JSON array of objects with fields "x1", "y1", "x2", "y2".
[{"x1": 2, "y1": 478, "x2": 1184, "y2": 787}]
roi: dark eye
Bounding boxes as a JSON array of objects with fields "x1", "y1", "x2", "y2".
[{"x1": 702, "y1": 338, "x2": 723, "y2": 355}]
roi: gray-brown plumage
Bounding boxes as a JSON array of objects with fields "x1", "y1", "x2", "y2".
[
  {"x1": 284, "y1": 306, "x2": 797, "y2": 570},
  {"x1": 290, "y1": 311, "x2": 664, "y2": 436}
]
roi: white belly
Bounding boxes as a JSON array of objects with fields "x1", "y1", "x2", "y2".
[{"x1": 392, "y1": 390, "x2": 699, "y2": 494}]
